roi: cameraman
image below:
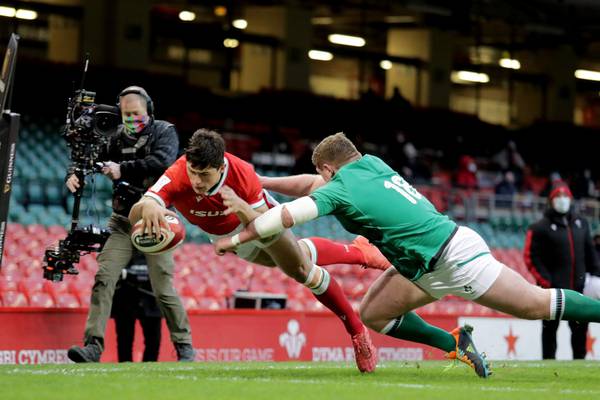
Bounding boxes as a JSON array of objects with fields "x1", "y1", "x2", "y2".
[
  {"x1": 66, "y1": 86, "x2": 194, "y2": 362},
  {"x1": 111, "y1": 250, "x2": 162, "y2": 362}
]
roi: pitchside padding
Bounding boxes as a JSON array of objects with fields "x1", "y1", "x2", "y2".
[
  {"x1": 0, "y1": 33, "x2": 20, "y2": 268},
  {"x1": 0, "y1": 112, "x2": 20, "y2": 267}
]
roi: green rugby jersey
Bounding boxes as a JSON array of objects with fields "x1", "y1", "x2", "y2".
[{"x1": 311, "y1": 154, "x2": 457, "y2": 280}]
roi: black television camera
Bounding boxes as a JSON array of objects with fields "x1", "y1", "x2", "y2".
[
  {"x1": 63, "y1": 89, "x2": 120, "y2": 169},
  {"x1": 42, "y1": 58, "x2": 120, "y2": 281},
  {"x1": 43, "y1": 225, "x2": 110, "y2": 281}
]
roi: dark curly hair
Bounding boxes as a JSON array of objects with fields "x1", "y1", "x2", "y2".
[{"x1": 185, "y1": 129, "x2": 225, "y2": 169}]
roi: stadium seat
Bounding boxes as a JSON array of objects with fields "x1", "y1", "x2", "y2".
[
  {"x1": 78, "y1": 293, "x2": 91, "y2": 308},
  {"x1": 196, "y1": 298, "x2": 223, "y2": 310},
  {"x1": 18, "y1": 277, "x2": 45, "y2": 298},
  {"x1": 69, "y1": 279, "x2": 92, "y2": 298},
  {"x1": 180, "y1": 296, "x2": 198, "y2": 310},
  {"x1": 45, "y1": 281, "x2": 70, "y2": 300},
  {"x1": 28, "y1": 292, "x2": 55, "y2": 307},
  {"x1": 0, "y1": 279, "x2": 19, "y2": 292},
  {"x1": 55, "y1": 293, "x2": 80, "y2": 308},
  {"x1": 1, "y1": 290, "x2": 28, "y2": 307},
  {"x1": 28, "y1": 182, "x2": 45, "y2": 203}
]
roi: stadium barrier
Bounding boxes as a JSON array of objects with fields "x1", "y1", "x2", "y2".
[
  {"x1": 0, "y1": 308, "x2": 456, "y2": 364},
  {"x1": 1, "y1": 308, "x2": 598, "y2": 364}
]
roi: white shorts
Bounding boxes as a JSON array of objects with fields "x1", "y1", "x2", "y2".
[
  {"x1": 414, "y1": 226, "x2": 503, "y2": 300},
  {"x1": 206, "y1": 190, "x2": 281, "y2": 262}
]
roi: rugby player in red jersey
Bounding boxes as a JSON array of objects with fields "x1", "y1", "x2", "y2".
[{"x1": 129, "y1": 129, "x2": 387, "y2": 372}]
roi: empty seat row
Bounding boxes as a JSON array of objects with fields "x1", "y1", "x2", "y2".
[{"x1": 1, "y1": 223, "x2": 533, "y2": 316}]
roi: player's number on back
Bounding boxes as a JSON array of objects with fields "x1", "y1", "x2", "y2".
[{"x1": 384, "y1": 175, "x2": 422, "y2": 204}]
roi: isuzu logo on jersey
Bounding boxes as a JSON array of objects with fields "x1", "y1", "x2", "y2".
[{"x1": 190, "y1": 210, "x2": 227, "y2": 217}]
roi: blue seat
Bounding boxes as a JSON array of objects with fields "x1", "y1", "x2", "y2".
[
  {"x1": 8, "y1": 199, "x2": 25, "y2": 222},
  {"x1": 10, "y1": 181, "x2": 25, "y2": 203},
  {"x1": 28, "y1": 183, "x2": 45, "y2": 203}
]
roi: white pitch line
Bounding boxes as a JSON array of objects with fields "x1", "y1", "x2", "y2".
[{"x1": 200, "y1": 376, "x2": 600, "y2": 395}]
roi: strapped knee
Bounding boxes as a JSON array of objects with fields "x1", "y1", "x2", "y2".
[
  {"x1": 304, "y1": 265, "x2": 330, "y2": 295},
  {"x1": 298, "y1": 238, "x2": 317, "y2": 264}
]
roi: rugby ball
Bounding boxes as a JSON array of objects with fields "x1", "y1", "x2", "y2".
[{"x1": 131, "y1": 215, "x2": 186, "y2": 254}]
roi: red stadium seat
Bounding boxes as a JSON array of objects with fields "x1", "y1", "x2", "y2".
[
  {"x1": 180, "y1": 295, "x2": 198, "y2": 310},
  {"x1": 196, "y1": 298, "x2": 223, "y2": 310},
  {"x1": 0, "y1": 278, "x2": 19, "y2": 292},
  {"x1": 25, "y1": 224, "x2": 47, "y2": 237},
  {"x1": 69, "y1": 279, "x2": 92, "y2": 298},
  {"x1": 28, "y1": 292, "x2": 55, "y2": 307},
  {"x1": 3, "y1": 242, "x2": 24, "y2": 258},
  {"x1": 55, "y1": 293, "x2": 80, "y2": 308},
  {"x1": 1, "y1": 268, "x2": 25, "y2": 281},
  {"x1": 1, "y1": 290, "x2": 28, "y2": 306},
  {"x1": 286, "y1": 299, "x2": 304, "y2": 311},
  {"x1": 18, "y1": 277, "x2": 45, "y2": 298},
  {"x1": 45, "y1": 280, "x2": 70, "y2": 300},
  {"x1": 183, "y1": 275, "x2": 207, "y2": 297},
  {"x1": 47, "y1": 225, "x2": 67, "y2": 237},
  {"x1": 23, "y1": 259, "x2": 44, "y2": 278},
  {"x1": 78, "y1": 255, "x2": 98, "y2": 272},
  {"x1": 304, "y1": 300, "x2": 325, "y2": 311},
  {"x1": 78, "y1": 293, "x2": 91, "y2": 307},
  {"x1": 347, "y1": 282, "x2": 367, "y2": 300}
]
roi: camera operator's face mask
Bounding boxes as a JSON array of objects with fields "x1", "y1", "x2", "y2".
[
  {"x1": 552, "y1": 195, "x2": 571, "y2": 214},
  {"x1": 123, "y1": 114, "x2": 149, "y2": 135}
]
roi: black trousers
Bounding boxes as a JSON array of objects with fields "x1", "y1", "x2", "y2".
[
  {"x1": 542, "y1": 319, "x2": 588, "y2": 359},
  {"x1": 114, "y1": 314, "x2": 162, "y2": 362}
]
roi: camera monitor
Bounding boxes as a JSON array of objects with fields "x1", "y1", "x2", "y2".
[{"x1": 0, "y1": 33, "x2": 20, "y2": 269}]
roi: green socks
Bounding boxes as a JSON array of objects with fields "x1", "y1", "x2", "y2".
[
  {"x1": 555, "y1": 288, "x2": 600, "y2": 322},
  {"x1": 381, "y1": 311, "x2": 456, "y2": 352}
]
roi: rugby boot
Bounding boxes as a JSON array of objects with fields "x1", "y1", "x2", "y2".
[
  {"x1": 351, "y1": 236, "x2": 392, "y2": 271},
  {"x1": 446, "y1": 325, "x2": 491, "y2": 378},
  {"x1": 351, "y1": 326, "x2": 377, "y2": 373}
]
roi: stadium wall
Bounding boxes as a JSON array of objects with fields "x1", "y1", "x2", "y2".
[
  {"x1": 1, "y1": 309, "x2": 598, "y2": 364},
  {"x1": 0, "y1": 309, "x2": 454, "y2": 364}
]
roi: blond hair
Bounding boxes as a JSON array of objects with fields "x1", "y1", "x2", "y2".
[{"x1": 312, "y1": 132, "x2": 360, "y2": 168}]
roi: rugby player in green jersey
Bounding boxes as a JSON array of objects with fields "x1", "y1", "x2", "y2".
[{"x1": 216, "y1": 132, "x2": 600, "y2": 378}]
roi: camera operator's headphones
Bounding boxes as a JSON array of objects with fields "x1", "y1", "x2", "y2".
[{"x1": 116, "y1": 86, "x2": 154, "y2": 117}]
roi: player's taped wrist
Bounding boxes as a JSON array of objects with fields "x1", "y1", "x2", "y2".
[
  {"x1": 231, "y1": 234, "x2": 241, "y2": 246},
  {"x1": 254, "y1": 205, "x2": 285, "y2": 238},
  {"x1": 253, "y1": 197, "x2": 318, "y2": 238}
]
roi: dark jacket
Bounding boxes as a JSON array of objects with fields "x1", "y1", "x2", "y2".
[
  {"x1": 68, "y1": 119, "x2": 179, "y2": 215},
  {"x1": 101, "y1": 120, "x2": 178, "y2": 190},
  {"x1": 111, "y1": 251, "x2": 162, "y2": 319},
  {"x1": 524, "y1": 208, "x2": 600, "y2": 291}
]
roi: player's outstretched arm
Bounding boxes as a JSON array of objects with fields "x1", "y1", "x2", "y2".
[
  {"x1": 215, "y1": 196, "x2": 318, "y2": 254},
  {"x1": 259, "y1": 174, "x2": 325, "y2": 197},
  {"x1": 129, "y1": 196, "x2": 177, "y2": 237}
]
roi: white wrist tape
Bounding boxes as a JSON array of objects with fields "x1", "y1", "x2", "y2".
[
  {"x1": 284, "y1": 196, "x2": 319, "y2": 225},
  {"x1": 254, "y1": 205, "x2": 286, "y2": 238},
  {"x1": 253, "y1": 197, "x2": 318, "y2": 238}
]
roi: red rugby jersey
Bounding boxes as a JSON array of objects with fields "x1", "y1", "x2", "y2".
[{"x1": 146, "y1": 153, "x2": 265, "y2": 235}]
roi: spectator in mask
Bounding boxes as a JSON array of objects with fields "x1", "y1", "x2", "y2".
[
  {"x1": 524, "y1": 181, "x2": 600, "y2": 359},
  {"x1": 454, "y1": 155, "x2": 479, "y2": 190}
]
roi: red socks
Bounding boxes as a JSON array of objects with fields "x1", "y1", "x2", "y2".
[
  {"x1": 304, "y1": 237, "x2": 366, "y2": 266},
  {"x1": 313, "y1": 272, "x2": 363, "y2": 336}
]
